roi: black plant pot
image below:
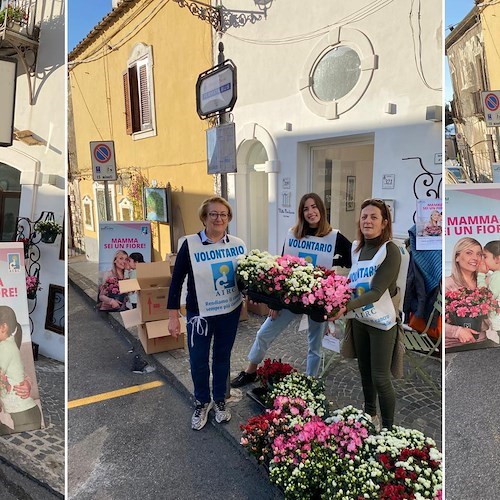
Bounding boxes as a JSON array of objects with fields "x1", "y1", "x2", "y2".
[
  {"x1": 41, "y1": 232, "x2": 57, "y2": 244},
  {"x1": 450, "y1": 314, "x2": 484, "y2": 338},
  {"x1": 27, "y1": 291, "x2": 37, "y2": 300}
]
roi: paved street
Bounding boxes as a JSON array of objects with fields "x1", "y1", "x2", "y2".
[
  {"x1": 445, "y1": 348, "x2": 500, "y2": 500},
  {"x1": 68, "y1": 285, "x2": 283, "y2": 499}
]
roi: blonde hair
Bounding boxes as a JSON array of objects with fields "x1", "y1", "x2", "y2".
[
  {"x1": 198, "y1": 196, "x2": 233, "y2": 224},
  {"x1": 292, "y1": 193, "x2": 332, "y2": 239},
  {"x1": 450, "y1": 237, "x2": 482, "y2": 288}
]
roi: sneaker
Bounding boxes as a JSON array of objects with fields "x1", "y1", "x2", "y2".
[
  {"x1": 214, "y1": 400, "x2": 231, "y2": 423},
  {"x1": 191, "y1": 401, "x2": 213, "y2": 430},
  {"x1": 230, "y1": 371, "x2": 257, "y2": 388}
]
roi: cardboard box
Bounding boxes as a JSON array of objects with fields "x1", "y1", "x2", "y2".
[
  {"x1": 119, "y1": 261, "x2": 171, "y2": 322},
  {"x1": 138, "y1": 318, "x2": 187, "y2": 354}
]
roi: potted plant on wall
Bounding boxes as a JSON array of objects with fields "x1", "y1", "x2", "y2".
[
  {"x1": 26, "y1": 275, "x2": 41, "y2": 300},
  {"x1": 35, "y1": 220, "x2": 63, "y2": 244},
  {"x1": 0, "y1": 4, "x2": 28, "y2": 31}
]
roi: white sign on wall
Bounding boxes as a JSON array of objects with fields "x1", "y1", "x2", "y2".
[
  {"x1": 90, "y1": 141, "x2": 117, "y2": 181},
  {"x1": 481, "y1": 91, "x2": 500, "y2": 127}
]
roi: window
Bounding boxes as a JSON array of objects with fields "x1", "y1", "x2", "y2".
[
  {"x1": 82, "y1": 195, "x2": 94, "y2": 231},
  {"x1": 118, "y1": 197, "x2": 134, "y2": 221},
  {"x1": 123, "y1": 43, "x2": 156, "y2": 138}
]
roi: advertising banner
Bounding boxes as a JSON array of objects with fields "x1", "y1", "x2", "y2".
[
  {"x1": 98, "y1": 222, "x2": 152, "y2": 312},
  {"x1": 445, "y1": 185, "x2": 500, "y2": 352},
  {"x1": 416, "y1": 199, "x2": 442, "y2": 251},
  {"x1": 0, "y1": 243, "x2": 44, "y2": 435}
]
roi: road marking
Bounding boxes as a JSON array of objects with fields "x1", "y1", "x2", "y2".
[{"x1": 68, "y1": 380, "x2": 165, "y2": 409}]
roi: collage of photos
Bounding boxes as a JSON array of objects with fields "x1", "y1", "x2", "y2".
[{"x1": 0, "y1": 0, "x2": 499, "y2": 498}]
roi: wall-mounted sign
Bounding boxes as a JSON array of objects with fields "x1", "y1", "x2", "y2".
[
  {"x1": 481, "y1": 91, "x2": 500, "y2": 127},
  {"x1": 196, "y1": 60, "x2": 237, "y2": 119},
  {"x1": 90, "y1": 141, "x2": 117, "y2": 181},
  {"x1": 382, "y1": 174, "x2": 395, "y2": 189}
]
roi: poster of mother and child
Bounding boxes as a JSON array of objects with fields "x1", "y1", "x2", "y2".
[
  {"x1": 445, "y1": 185, "x2": 500, "y2": 352},
  {"x1": 0, "y1": 242, "x2": 44, "y2": 436}
]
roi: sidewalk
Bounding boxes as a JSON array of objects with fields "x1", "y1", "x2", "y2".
[
  {"x1": 69, "y1": 257, "x2": 442, "y2": 450},
  {"x1": 0, "y1": 355, "x2": 64, "y2": 497}
]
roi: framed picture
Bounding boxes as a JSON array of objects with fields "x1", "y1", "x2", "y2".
[
  {"x1": 144, "y1": 187, "x2": 169, "y2": 223},
  {"x1": 346, "y1": 176, "x2": 356, "y2": 211},
  {"x1": 45, "y1": 284, "x2": 64, "y2": 335}
]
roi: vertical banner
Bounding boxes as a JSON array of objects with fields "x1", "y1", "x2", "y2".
[
  {"x1": 0, "y1": 243, "x2": 44, "y2": 435},
  {"x1": 445, "y1": 185, "x2": 500, "y2": 351},
  {"x1": 98, "y1": 222, "x2": 152, "y2": 312},
  {"x1": 416, "y1": 199, "x2": 442, "y2": 250}
]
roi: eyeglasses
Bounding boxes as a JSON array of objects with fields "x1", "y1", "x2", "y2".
[{"x1": 208, "y1": 212, "x2": 229, "y2": 220}]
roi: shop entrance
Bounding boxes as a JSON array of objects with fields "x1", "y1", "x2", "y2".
[
  {"x1": 311, "y1": 137, "x2": 374, "y2": 243},
  {"x1": 0, "y1": 163, "x2": 21, "y2": 241}
]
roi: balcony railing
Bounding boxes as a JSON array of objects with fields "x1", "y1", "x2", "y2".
[{"x1": 0, "y1": 0, "x2": 38, "y2": 41}]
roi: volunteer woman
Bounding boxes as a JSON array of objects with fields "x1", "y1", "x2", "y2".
[
  {"x1": 231, "y1": 192, "x2": 351, "y2": 388},
  {"x1": 167, "y1": 197, "x2": 246, "y2": 431},
  {"x1": 331, "y1": 198, "x2": 401, "y2": 430}
]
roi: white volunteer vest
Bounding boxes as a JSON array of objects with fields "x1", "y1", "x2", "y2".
[
  {"x1": 282, "y1": 229, "x2": 338, "y2": 269},
  {"x1": 187, "y1": 234, "x2": 246, "y2": 317},
  {"x1": 345, "y1": 241, "x2": 396, "y2": 330}
]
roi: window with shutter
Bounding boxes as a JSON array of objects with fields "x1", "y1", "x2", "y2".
[{"x1": 123, "y1": 43, "x2": 156, "y2": 138}]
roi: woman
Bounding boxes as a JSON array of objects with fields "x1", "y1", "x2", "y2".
[
  {"x1": 231, "y1": 193, "x2": 351, "y2": 388},
  {"x1": 423, "y1": 210, "x2": 442, "y2": 236},
  {"x1": 445, "y1": 237, "x2": 488, "y2": 348},
  {"x1": 167, "y1": 197, "x2": 246, "y2": 431},
  {"x1": 99, "y1": 249, "x2": 129, "y2": 311},
  {"x1": 331, "y1": 199, "x2": 401, "y2": 430}
]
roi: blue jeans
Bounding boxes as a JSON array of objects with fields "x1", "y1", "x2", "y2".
[
  {"x1": 187, "y1": 305, "x2": 241, "y2": 404},
  {"x1": 247, "y1": 308, "x2": 326, "y2": 377}
]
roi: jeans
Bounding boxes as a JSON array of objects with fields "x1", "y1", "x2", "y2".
[
  {"x1": 187, "y1": 305, "x2": 241, "y2": 404},
  {"x1": 352, "y1": 319, "x2": 397, "y2": 428},
  {"x1": 247, "y1": 308, "x2": 326, "y2": 377}
]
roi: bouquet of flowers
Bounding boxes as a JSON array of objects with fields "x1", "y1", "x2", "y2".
[
  {"x1": 256, "y1": 358, "x2": 296, "y2": 390},
  {"x1": 26, "y1": 275, "x2": 41, "y2": 296},
  {"x1": 237, "y1": 250, "x2": 352, "y2": 320},
  {"x1": 445, "y1": 286, "x2": 499, "y2": 321},
  {"x1": 100, "y1": 276, "x2": 127, "y2": 303},
  {"x1": 423, "y1": 225, "x2": 442, "y2": 236}
]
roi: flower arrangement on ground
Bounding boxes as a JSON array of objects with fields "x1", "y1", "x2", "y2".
[
  {"x1": 445, "y1": 286, "x2": 499, "y2": 320},
  {"x1": 256, "y1": 358, "x2": 296, "y2": 390},
  {"x1": 26, "y1": 275, "x2": 41, "y2": 297},
  {"x1": 237, "y1": 250, "x2": 352, "y2": 320}
]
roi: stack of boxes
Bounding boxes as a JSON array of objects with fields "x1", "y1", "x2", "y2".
[{"x1": 119, "y1": 261, "x2": 186, "y2": 354}]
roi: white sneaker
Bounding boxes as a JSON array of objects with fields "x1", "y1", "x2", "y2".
[
  {"x1": 214, "y1": 400, "x2": 231, "y2": 423},
  {"x1": 191, "y1": 401, "x2": 213, "y2": 430}
]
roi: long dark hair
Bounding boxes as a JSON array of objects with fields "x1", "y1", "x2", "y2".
[
  {"x1": 292, "y1": 193, "x2": 332, "y2": 239},
  {"x1": 355, "y1": 198, "x2": 393, "y2": 252}
]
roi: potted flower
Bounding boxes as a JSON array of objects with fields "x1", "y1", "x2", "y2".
[
  {"x1": 35, "y1": 220, "x2": 63, "y2": 244},
  {"x1": 445, "y1": 286, "x2": 499, "y2": 335},
  {"x1": 26, "y1": 275, "x2": 41, "y2": 300},
  {"x1": 0, "y1": 4, "x2": 28, "y2": 29},
  {"x1": 17, "y1": 237, "x2": 31, "y2": 259}
]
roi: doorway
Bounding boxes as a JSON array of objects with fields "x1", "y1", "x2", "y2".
[{"x1": 0, "y1": 163, "x2": 21, "y2": 241}]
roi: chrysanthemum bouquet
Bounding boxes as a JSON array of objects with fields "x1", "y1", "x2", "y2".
[
  {"x1": 237, "y1": 250, "x2": 352, "y2": 319},
  {"x1": 445, "y1": 286, "x2": 499, "y2": 320}
]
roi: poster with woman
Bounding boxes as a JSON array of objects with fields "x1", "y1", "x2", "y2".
[
  {"x1": 0, "y1": 242, "x2": 44, "y2": 435},
  {"x1": 416, "y1": 199, "x2": 442, "y2": 250},
  {"x1": 445, "y1": 185, "x2": 500, "y2": 352},
  {"x1": 98, "y1": 222, "x2": 152, "y2": 312}
]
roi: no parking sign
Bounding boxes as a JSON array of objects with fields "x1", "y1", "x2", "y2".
[
  {"x1": 481, "y1": 91, "x2": 500, "y2": 127},
  {"x1": 90, "y1": 141, "x2": 117, "y2": 181}
]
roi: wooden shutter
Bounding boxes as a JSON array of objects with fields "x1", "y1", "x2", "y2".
[
  {"x1": 138, "y1": 62, "x2": 151, "y2": 129},
  {"x1": 123, "y1": 71, "x2": 133, "y2": 135}
]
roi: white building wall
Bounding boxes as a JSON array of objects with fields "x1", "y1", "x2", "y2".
[
  {"x1": 0, "y1": 1, "x2": 66, "y2": 361},
  {"x1": 220, "y1": 0, "x2": 442, "y2": 253}
]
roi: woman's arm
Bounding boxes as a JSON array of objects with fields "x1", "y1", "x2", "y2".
[{"x1": 167, "y1": 239, "x2": 190, "y2": 311}]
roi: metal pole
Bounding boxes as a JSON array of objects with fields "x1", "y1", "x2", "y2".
[
  {"x1": 218, "y1": 41, "x2": 228, "y2": 201},
  {"x1": 103, "y1": 180, "x2": 112, "y2": 221}
]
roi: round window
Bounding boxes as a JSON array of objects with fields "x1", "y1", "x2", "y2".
[{"x1": 311, "y1": 46, "x2": 361, "y2": 101}]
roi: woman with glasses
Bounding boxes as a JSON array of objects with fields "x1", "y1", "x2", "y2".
[
  {"x1": 167, "y1": 197, "x2": 246, "y2": 430},
  {"x1": 330, "y1": 198, "x2": 401, "y2": 430},
  {"x1": 231, "y1": 193, "x2": 352, "y2": 388}
]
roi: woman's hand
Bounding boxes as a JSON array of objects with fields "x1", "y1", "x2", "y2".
[
  {"x1": 13, "y1": 378, "x2": 31, "y2": 399},
  {"x1": 327, "y1": 306, "x2": 347, "y2": 322},
  {"x1": 168, "y1": 316, "x2": 181, "y2": 339},
  {"x1": 109, "y1": 298, "x2": 122, "y2": 309},
  {"x1": 268, "y1": 309, "x2": 280, "y2": 320},
  {"x1": 456, "y1": 327, "x2": 477, "y2": 343}
]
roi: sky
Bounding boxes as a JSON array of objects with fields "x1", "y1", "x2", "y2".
[
  {"x1": 445, "y1": 0, "x2": 476, "y2": 102},
  {"x1": 68, "y1": 0, "x2": 114, "y2": 52}
]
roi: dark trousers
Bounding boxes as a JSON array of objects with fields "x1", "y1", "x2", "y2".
[
  {"x1": 187, "y1": 305, "x2": 241, "y2": 404},
  {"x1": 352, "y1": 319, "x2": 397, "y2": 428}
]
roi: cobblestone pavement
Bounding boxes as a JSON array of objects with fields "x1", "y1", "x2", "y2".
[
  {"x1": 69, "y1": 258, "x2": 442, "y2": 451},
  {"x1": 0, "y1": 355, "x2": 65, "y2": 497}
]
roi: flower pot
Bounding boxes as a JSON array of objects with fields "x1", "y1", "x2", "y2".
[
  {"x1": 450, "y1": 314, "x2": 484, "y2": 337},
  {"x1": 246, "y1": 387, "x2": 270, "y2": 410},
  {"x1": 41, "y1": 232, "x2": 57, "y2": 244},
  {"x1": 27, "y1": 290, "x2": 37, "y2": 300}
]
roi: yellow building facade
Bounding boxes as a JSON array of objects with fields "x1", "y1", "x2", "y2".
[
  {"x1": 68, "y1": 0, "x2": 214, "y2": 261},
  {"x1": 480, "y1": 3, "x2": 500, "y2": 90}
]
